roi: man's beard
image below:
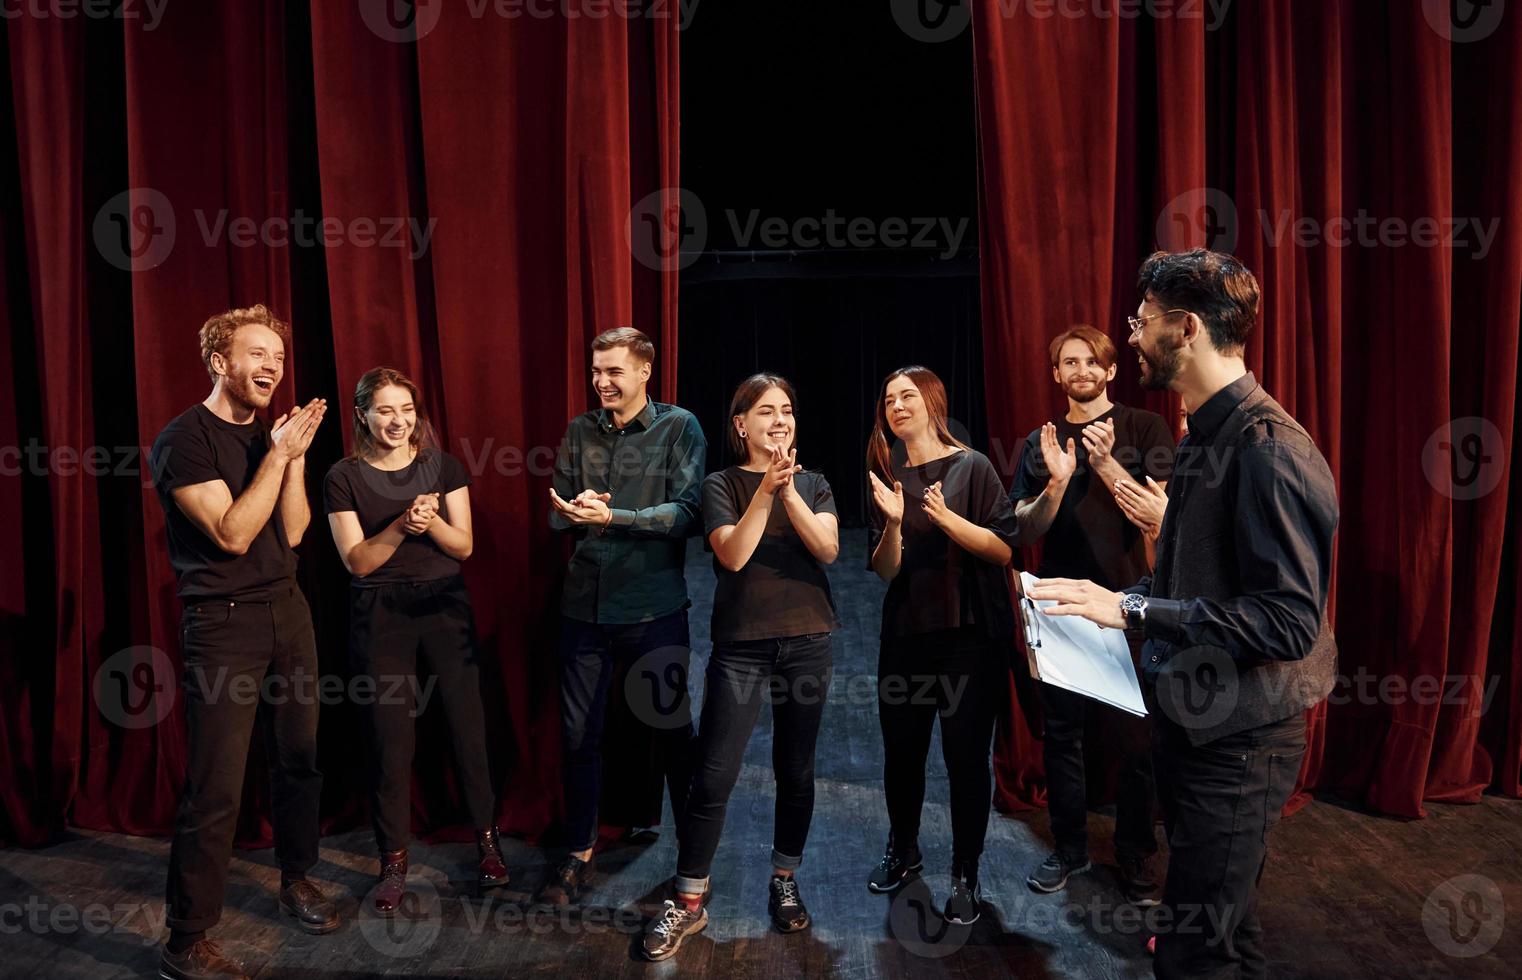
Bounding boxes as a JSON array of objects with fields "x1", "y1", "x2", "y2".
[
  {"x1": 226, "y1": 366, "x2": 273, "y2": 410},
  {"x1": 1063, "y1": 379, "x2": 1105, "y2": 403},
  {"x1": 1138, "y1": 337, "x2": 1185, "y2": 391}
]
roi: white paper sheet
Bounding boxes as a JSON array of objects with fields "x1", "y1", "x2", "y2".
[{"x1": 1018, "y1": 572, "x2": 1147, "y2": 717}]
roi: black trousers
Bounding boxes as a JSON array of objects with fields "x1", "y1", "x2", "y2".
[
  {"x1": 349, "y1": 575, "x2": 496, "y2": 853},
  {"x1": 558, "y1": 610, "x2": 695, "y2": 851},
  {"x1": 166, "y1": 584, "x2": 322, "y2": 934},
  {"x1": 1152, "y1": 715, "x2": 1306, "y2": 980},
  {"x1": 878, "y1": 626, "x2": 1004, "y2": 868},
  {"x1": 1039, "y1": 679, "x2": 1158, "y2": 860},
  {"x1": 676, "y1": 633, "x2": 833, "y2": 893}
]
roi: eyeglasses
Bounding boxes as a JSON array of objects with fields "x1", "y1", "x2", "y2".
[{"x1": 1127, "y1": 309, "x2": 1190, "y2": 338}]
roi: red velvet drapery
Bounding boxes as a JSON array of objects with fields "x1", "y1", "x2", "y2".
[
  {"x1": 974, "y1": 0, "x2": 1522, "y2": 819},
  {"x1": 0, "y1": 1, "x2": 679, "y2": 847}
]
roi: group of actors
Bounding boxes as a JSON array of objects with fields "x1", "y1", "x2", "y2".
[{"x1": 146, "y1": 246, "x2": 1338, "y2": 980}]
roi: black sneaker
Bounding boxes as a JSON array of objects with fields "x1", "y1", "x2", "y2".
[
  {"x1": 641, "y1": 899, "x2": 708, "y2": 961},
  {"x1": 1117, "y1": 852, "x2": 1162, "y2": 907},
  {"x1": 768, "y1": 875, "x2": 811, "y2": 932},
  {"x1": 537, "y1": 853, "x2": 596, "y2": 906},
  {"x1": 867, "y1": 838, "x2": 924, "y2": 893},
  {"x1": 1027, "y1": 851, "x2": 1091, "y2": 893},
  {"x1": 944, "y1": 868, "x2": 982, "y2": 926}
]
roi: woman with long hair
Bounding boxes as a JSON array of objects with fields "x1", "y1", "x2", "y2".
[
  {"x1": 863, "y1": 365, "x2": 1018, "y2": 925},
  {"x1": 641, "y1": 373, "x2": 840, "y2": 961},
  {"x1": 324, "y1": 367, "x2": 507, "y2": 916}
]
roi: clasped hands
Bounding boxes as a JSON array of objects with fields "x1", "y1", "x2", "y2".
[
  {"x1": 399, "y1": 492, "x2": 440, "y2": 535},
  {"x1": 549, "y1": 487, "x2": 615, "y2": 527}
]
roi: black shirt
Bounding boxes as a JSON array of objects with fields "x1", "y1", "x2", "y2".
[
  {"x1": 1125, "y1": 373, "x2": 1339, "y2": 683},
  {"x1": 1008, "y1": 403, "x2": 1175, "y2": 588},
  {"x1": 150, "y1": 403, "x2": 298, "y2": 600},
  {"x1": 549, "y1": 398, "x2": 706, "y2": 625},
  {"x1": 703, "y1": 467, "x2": 839, "y2": 643},
  {"x1": 867, "y1": 448, "x2": 1020, "y2": 640},
  {"x1": 324, "y1": 449, "x2": 471, "y2": 586}
]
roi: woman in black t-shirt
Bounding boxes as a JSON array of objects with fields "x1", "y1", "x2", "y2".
[
  {"x1": 324, "y1": 367, "x2": 505, "y2": 916},
  {"x1": 863, "y1": 365, "x2": 1018, "y2": 927},
  {"x1": 641, "y1": 374, "x2": 839, "y2": 962}
]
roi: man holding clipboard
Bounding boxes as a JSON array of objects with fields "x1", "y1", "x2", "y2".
[{"x1": 1009, "y1": 325, "x2": 1175, "y2": 905}]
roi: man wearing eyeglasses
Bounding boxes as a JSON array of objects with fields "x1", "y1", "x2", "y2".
[
  {"x1": 1008, "y1": 324, "x2": 1174, "y2": 906},
  {"x1": 1028, "y1": 249, "x2": 1339, "y2": 979}
]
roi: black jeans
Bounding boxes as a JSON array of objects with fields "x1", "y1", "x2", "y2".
[
  {"x1": 676, "y1": 633, "x2": 833, "y2": 894},
  {"x1": 878, "y1": 626, "x2": 1004, "y2": 868},
  {"x1": 1152, "y1": 715, "x2": 1307, "y2": 980},
  {"x1": 349, "y1": 575, "x2": 496, "y2": 853},
  {"x1": 1039, "y1": 679, "x2": 1158, "y2": 861},
  {"x1": 166, "y1": 584, "x2": 322, "y2": 934},
  {"x1": 558, "y1": 610, "x2": 695, "y2": 851}
]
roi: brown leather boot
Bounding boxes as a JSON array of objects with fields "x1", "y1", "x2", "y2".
[
  {"x1": 372, "y1": 848, "x2": 409, "y2": 917},
  {"x1": 160, "y1": 939, "x2": 250, "y2": 980},
  {"x1": 476, "y1": 827, "x2": 510, "y2": 890}
]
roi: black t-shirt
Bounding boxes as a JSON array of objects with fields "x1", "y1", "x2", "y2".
[
  {"x1": 703, "y1": 467, "x2": 839, "y2": 643},
  {"x1": 150, "y1": 403, "x2": 298, "y2": 600},
  {"x1": 867, "y1": 448, "x2": 1019, "y2": 640},
  {"x1": 323, "y1": 449, "x2": 472, "y2": 586},
  {"x1": 1007, "y1": 403, "x2": 1175, "y2": 588}
]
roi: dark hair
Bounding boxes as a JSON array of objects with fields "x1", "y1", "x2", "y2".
[
  {"x1": 866, "y1": 365, "x2": 970, "y2": 482},
  {"x1": 351, "y1": 367, "x2": 436, "y2": 460},
  {"x1": 1048, "y1": 324, "x2": 1116, "y2": 369},
  {"x1": 1136, "y1": 248, "x2": 1260, "y2": 355},
  {"x1": 727, "y1": 373, "x2": 797, "y2": 457},
  {"x1": 591, "y1": 326, "x2": 655, "y2": 364}
]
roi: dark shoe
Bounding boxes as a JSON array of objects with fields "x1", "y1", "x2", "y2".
[
  {"x1": 624, "y1": 826, "x2": 661, "y2": 845},
  {"x1": 476, "y1": 828, "x2": 510, "y2": 891},
  {"x1": 944, "y1": 864, "x2": 982, "y2": 925},
  {"x1": 1027, "y1": 851, "x2": 1091, "y2": 893},
  {"x1": 538, "y1": 853, "x2": 596, "y2": 906},
  {"x1": 372, "y1": 849, "x2": 409, "y2": 917},
  {"x1": 159, "y1": 939, "x2": 249, "y2": 980},
  {"x1": 278, "y1": 878, "x2": 339, "y2": 935},
  {"x1": 1117, "y1": 851, "x2": 1162, "y2": 907},
  {"x1": 867, "y1": 836, "x2": 924, "y2": 893},
  {"x1": 641, "y1": 899, "x2": 708, "y2": 961},
  {"x1": 768, "y1": 874, "x2": 811, "y2": 932}
]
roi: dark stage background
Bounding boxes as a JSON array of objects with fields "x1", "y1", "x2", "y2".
[{"x1": 1, "y1": 0, "x2": 1519, "y2": 852}]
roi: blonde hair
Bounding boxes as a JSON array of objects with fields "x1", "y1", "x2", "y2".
[{"x1": 199, "y1": 303, "x2": 292, "y2": 379}]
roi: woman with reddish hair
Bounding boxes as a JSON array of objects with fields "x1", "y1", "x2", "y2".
[{"x1": 863, "y1": 365, "x2": 1018, "y2": 925}]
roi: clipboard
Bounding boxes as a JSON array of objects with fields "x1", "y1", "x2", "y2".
[{"x1": 1016, "y1": 571, "x2": 1147, "y2": 718}]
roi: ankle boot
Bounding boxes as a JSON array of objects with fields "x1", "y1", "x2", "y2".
[
  {"x1": 373, "y1": 848, "x2": 408, "y2": 917},
  {"x1": 476, "y1": 827, "x2": 509, "y2": 890}
]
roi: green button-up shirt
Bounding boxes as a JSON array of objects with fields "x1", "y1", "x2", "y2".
[{"x1": 549, "y1": 398, "x2": 707, "y2": 624}]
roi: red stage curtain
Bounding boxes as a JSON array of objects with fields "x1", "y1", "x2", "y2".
[
  {"x1": 0, "y1": 1, "x2": 678, "y2": 847},
  {"x1": 973, "y1": 0, "x2": 1522, "y2": 818}
]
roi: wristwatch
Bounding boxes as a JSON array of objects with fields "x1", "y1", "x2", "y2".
[{"x1": 1120, "y1": 592, "x2": 1148, "y2": 629}]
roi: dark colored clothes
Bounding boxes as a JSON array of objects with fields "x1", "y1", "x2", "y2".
[
  {"x1": 1152, "y1": 715, "x2": 1306, "y2": 979},
  {"x1": 1008, "y1": 403, "x2": 1175, "y2": 588},
  {"x1": 702, "y1": 467, "x2": 839, "y2": 643},
  {"x1": 878, "y1": 626, "x2": 1005, "y2": 867},
  {"x1": 549, "y1": 398, "x2": 707, "y2": 625},
  {"x1": 165, "y1": 585, "x2": 321, "y2": 933},
  {"x1": 677, "y1": 633, "x2": 833, "y2": 891},
  {"x1": 323, "y1": 449, "x2": 471, "y2": 586},
  {"x1": 866, "y1": 449, "x2": 1020, "y2": 640},
  {"x1": 557, "y1": 610, "x2": 695, "y2": 850},
  {"x1": 348, "y1": 575, "x2": 495, "y2": 852},
  {"x1": 1039, "y1": 677, "x2": 1157, "y2": 860},
  {"x1": 150, "y1": 404, "x2": 297, "y2": 600},
  {"x1": 1125, "y1": 373, "x2": 1340, "y2": 740}
]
